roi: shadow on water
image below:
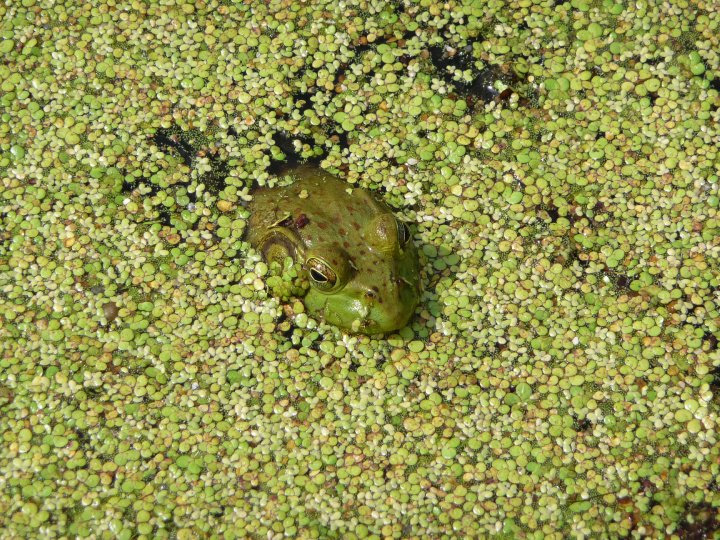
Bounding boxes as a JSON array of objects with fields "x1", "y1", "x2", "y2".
[
  {"x1": 427, "y1": 41, "x2": 535, "y2": 108},
  {"x1": 150, "y1": 128, "x2": 230, "y2": 198},
  {"x1": 266, "y1": 131, "x2": 326, "y2": 177},
  {"x1": 151, "y1": 129, "x2": 194, "y2": 166},
  {"x1": 675, "y1": 503, "x2": 720, "y2": 539},
  {"x1": 118, "y1": 126, "x2": 233, "y2": 229}
]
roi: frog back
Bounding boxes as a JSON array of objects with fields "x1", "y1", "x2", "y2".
[{"x1": 247, "y1": 165, "x2": 386, "y2": 255}]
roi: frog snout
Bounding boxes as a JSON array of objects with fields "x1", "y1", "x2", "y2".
[{"x1": 360, "y1": 281, "x2": 417, "y2": 328}]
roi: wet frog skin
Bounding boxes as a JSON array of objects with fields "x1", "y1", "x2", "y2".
[{"x1": 247, "y1": 165, "x2": 421, "y2": 334}]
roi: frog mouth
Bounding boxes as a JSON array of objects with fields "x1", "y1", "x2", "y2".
[
  {"x1": 316, "y1": 295, "x2": 376, "y2": 334},
  {"x1": 351, "y1": 315, "x2": 382, "y2": 334},
  {"x1": 312, "y1": 285, "x2": 417, "y2": 334},
  {"x1": 350, "y1": 299, "x2": 414, "y2": 334}
]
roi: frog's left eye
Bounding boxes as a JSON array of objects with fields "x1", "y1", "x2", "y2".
[
  {"x1": 306, "y1": 257, "x2": 338, "y2": 292},
  {"x1": 397, "y1": 221, "x2": 412, "y2": 247}
]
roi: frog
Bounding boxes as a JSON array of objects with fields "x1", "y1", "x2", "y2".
[{"x1": 247, "y1": 164, "x2": 421, "y2": 334}]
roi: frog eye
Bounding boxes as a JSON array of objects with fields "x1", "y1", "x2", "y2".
[
  {"x1": 397, "y1": 221, "x2": 412, "y2": 247},
  {"x1": 306, "y1": 257, "x2": 338, "y2": 291}
]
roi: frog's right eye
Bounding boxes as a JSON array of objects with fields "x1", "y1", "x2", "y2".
[
  {"x1": 397, "y1": 221, "x2": 411, "y2": 247},
  {"x1": 306, "y1": 257, "x2": 338, "y2": 292}
]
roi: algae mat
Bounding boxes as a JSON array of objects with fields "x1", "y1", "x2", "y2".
[{"x1": 1, "y1": 0, "x2": 719, "y2": 538}]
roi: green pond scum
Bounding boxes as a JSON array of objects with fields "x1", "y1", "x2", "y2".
[{"x1": 0, "y1": 0, "x2": 719, "y2": 538}]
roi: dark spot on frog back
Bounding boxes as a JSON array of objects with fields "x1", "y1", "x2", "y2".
[
  {"x1": 295, "y1": 213, "x2": 309, "y2": 229},
  {"x1": 278, "y1": 215, "x2": 293, "y2": 228}
]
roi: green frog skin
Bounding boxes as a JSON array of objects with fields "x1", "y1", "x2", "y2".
[{"x1": 247, "y1": 165, "x2": 421, "y2": 334}]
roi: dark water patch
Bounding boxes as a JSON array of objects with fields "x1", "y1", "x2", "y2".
[
  {"x1": 273, "y1": 310, "x2": 294, "y2": 340},
  {"x1": 326, "y1": 129, "x2": 350, "y2": 152},
  {"x1": 200, "y1": 149, "x2": 230, "y2": 196},
  {"x1": 83, "y1": 386, "x2": 103, "y2": 399},
  {"x1": 613, "y1": 273, "x2": 631, "y2": 290},
  {"x1": 709, "y1": 77, "x2": 720, "y2": 112},
  {"x1": 148, "y1": 127, "x2": 230, "y2": 196},
  {"x1": 152, "y1": 128, "x2": 194, "y2": 167},
  {"x1": 427, "y1": 40, "x2": 531, "y2": 106},
  {"x1": 351, "y1": 28, "x2": 416, "y2": 57},
  {"x1": 703, "y1": 331, "x2": 718, "y2": 352},
  {"x1": 121, "y1": 173, "x2": 161, "y2": 197},
  {"x1": 465, "y1": 65, "x2": 515, "y2": 103},
  {"x1": 676, "y1": 503, "x2": 720, "y2": 539},
  {"x1": 293, "y1": 89, "x2": 318, "y2": 115},
  {"x1": 569, "y1": 248, "x2": 590, "y2": 270},
  {"x1": 573, "y1": 415, "x2": 591, "y2": 433},
  {"x1": 157, "y1": 209, "x2": 173, "y2": 228},
  {"x1": 536, "y1": 203, "x2": 560, "y2": 223},
  {"x1": 75, "y1": 428, "x2": 91, "y2": 446},
  {"x1": 708, "y1": 354, "x2": 720, "y2": 401},
  {"x1": 428, "y1": 42, "x2": 476, "y2": 77},
  {"x1": 267, "y1": 131, "x2": 324, "y2": 176}
]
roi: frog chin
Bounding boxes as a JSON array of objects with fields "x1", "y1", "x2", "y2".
[
  {"x1": 304, "y1": 289, "x2": 414, "y2": 334},
  {"x1": 302, "y1": 290, "x2": 381, "y2": 334},
  {"x1": 311, "y1": 293, "x2": 374, "y2": 333},
  {"x1": 365, "y1": 303, "x2": 414, "y2": 334}
]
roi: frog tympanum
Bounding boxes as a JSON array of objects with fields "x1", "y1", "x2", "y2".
[{"x1": 247, "y1": 165, "x2": 420, "y2": 334}]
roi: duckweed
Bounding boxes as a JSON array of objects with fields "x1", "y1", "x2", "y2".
[{"x1": 0, "y1": 0, "x2": 719, "y2": 538}]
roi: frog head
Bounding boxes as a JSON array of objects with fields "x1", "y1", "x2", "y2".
[{"x1": 299, "y1": 214, "x2": 421, "y2": 334}]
